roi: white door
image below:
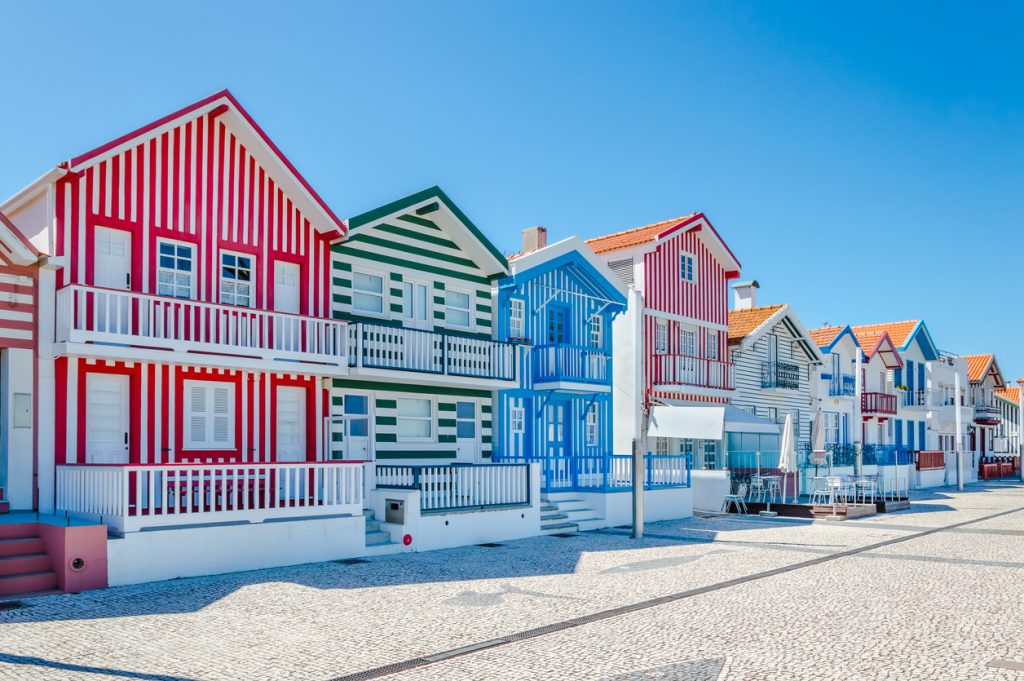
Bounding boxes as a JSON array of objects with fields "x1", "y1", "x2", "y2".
[
  {"x1": 276, "y1": 386, "x2": 306, "y2": 462},
  {"x1": 343, "y1": 393, "x2": 371, "y2": 460},
  {"x1": 402, "y1": 279, "x2": 430, "y2": 329},
  {"x1": 455, "y1": 400, "x2": 479, "y2": 462},
  {"x1": 86, "y1": 374, "x2": 130, "y2": 464},
  {"x1": 95, "y1": 227, "x2": 132, "y2": 290},
  {"x1": 274, "y1": 261, "x2": 301, "y2": 314}
]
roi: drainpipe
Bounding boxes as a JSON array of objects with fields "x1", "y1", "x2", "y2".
[
  {"x1": 1017, "y1": 379, "x2": 1023, "y2": 483},
  {"x1": 955, "y1": 371, "x2": 964, "y2": 491}
]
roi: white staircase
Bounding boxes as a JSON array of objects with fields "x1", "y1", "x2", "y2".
[
  {"x1": 540, "y1": 493, "x2": 605, "y2": 534},
  {"x1": 361, "y1": 509, "x2": 405, "y2": 556}
]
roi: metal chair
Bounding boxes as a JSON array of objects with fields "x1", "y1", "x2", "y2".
[
  {"x1": 810, "y1": 477, "x2": 833, "y2": 505},
  {"x1": 722, "y1": 483, "x2": 749, "y2": 514}
]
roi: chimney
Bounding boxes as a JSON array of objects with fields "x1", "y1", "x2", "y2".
[
  {"x1": 521, "y1": 226, "x2": 547, "y2": 254},
  {"x1": 732, "y1": 279, "x2": 759, "y2": 310}
]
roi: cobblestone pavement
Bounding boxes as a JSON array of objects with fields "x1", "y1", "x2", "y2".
[{"x1": 3, "y1": 483, "x2": 1024, "y2": 680}]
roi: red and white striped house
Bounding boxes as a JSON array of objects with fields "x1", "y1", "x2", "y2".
[
  {"x1": 586, "y1": 214, "x2": 741, "y2": 457},
  {"x1": 1, "y1": 92, "x2": 367, "y2": 585}
]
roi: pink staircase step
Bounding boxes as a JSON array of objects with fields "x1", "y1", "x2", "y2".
[
  {"x1": 0, "y1": 571, "x2": 58, "y2": 596},
  {"x1": 0, "y1": 537, "x2": 45, "y2": 558},
  {"x1": 0, "y1": 524, "x2": 40, "y2": 540},
  {"x1": 0, "y1": 553, "x2": 51, "y2": 577},
  {"x1": 0, "y1": 502, "x2": 9, "y2": 514}
]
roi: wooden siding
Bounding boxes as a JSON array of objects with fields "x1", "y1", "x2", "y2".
[
  {"x1": 0, "y1": 261, "x2": 35, "y2": 350},
  {"x1": 643, "y1": 227, "x2": 729, "y2": 325}
]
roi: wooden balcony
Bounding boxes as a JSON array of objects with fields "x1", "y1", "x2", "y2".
[
  {"x1": 532, "y1": 343, "x2": 610, "y2": 391},
  {"x1": 346, "y1": 321, "x2": 517, "y2": 387},
  {"x1": 861, "y1": 391, "x2": 897, "y2": 416},
  {"x1": 653, "y1": 354, "x2": 735, "y2": 391},
  {"x1": 916, "y1": 450, "x2": 945, "y2": 471},
  {"x1": 974, "y1": 404, "x2": 1002, "y2": 425},
  {"x1": 55, "y1": 461, "x2": 363, "y2": 534},
  {"x1": 55, "y1": 285, "x2": 349, "y2": 373}
]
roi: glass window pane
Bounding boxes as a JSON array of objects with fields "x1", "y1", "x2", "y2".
[
  {"x1": 354, "y1": 272, "x2": 382, "y2": 293},
  {"x1": 177, "y1": 245, "x2": 191, "y2": 257},
  {"x1": 159, "y1": 256, "x2": 174, "y2": 269},
  {"x1": 457, "y1": 421, "x2": 475, "y2": 438},
  {"x1": 353, "y1": 292, "x2": 383, "y2": 313},
  {"x1": 397, "y1": 419, "x2": 431, "y2": 438},
  {"x1": 349, "y1": 419, "x2": 368, "y2": 437},
  {"x1": 397, "y1": 398, "x2": 430, "y2": 418},
  {"x1": 447, "y1": 309, "x2": 470, "y2": 327},
  {"x1": 346, "y1": 395, "x2": 368, "y2": 414},
  {"x1": 456, "y1": 402, "x2": 475, "y2": 419}
]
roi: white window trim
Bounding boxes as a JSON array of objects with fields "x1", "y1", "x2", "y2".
[
  {"x1": 219, "y1": 249, "x2": 256, "y2": 308},
  {"x1": 510, "y1": 298, "x2": 526, "y2": 339},
  {"x1": 444, "y1": 286, "x2": 474, "y2": 331},
  {"x1": 182, "y1": 379, "x2": 235, "y2": 450},
  {"x1": 156, "y1": 238, "x2": 196, "y2": 300},
  {"x1": 401, "y1": 276, "x2": 432, "y2": 327},
  {"x1": 589, "y1": 314, "x2": 603, "y2": 349},
  {"x1": 680, "y1": 251, "x2": 697, "y2": 284},
  {"x1": 655, "y1": 319, "x2": 668, "y2": 355},
  {"x1": 352, "y1": 267, "x2": 388, "y2": 318},
  {"x1": 680, "y1": 326, "x2": 697, "y2": 358},
  {"x1": 585, "y1": 404, "x2": 599, "y2": 446},
  {"x1": 510, "y1": 406, "x2": 525, "y2": 434},
  {"x1": 396, "y1": 397, "x2": 435, "y2": 443}
]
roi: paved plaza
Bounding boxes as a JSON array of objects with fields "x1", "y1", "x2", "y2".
[{"x1": 3, "y1": 482, "x2": 1024, "y2": 680}]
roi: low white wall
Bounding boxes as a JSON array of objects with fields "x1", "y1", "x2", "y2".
[
  {"x1": 914, "y1": 468, "x2": 946, "y2": 489},
  {"x1": 572, "y1": 486, "x2": 693, "y2": 527},
  {"x1": 692, "y1": 470, "x2": 730, "y2": 512},
  {"x1": 369, "y1": 463, "x2": 543, "y2": 552},
  {"x1": 2, "y1": 347, "x2": 34, "y2": 510},
  {"x1": 107, "y1": 514, "x2": 365, "y2": 586}
]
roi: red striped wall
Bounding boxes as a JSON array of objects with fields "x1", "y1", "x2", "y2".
[{"x1": 0, "y1": 257, "x2": 36, "y2": 351}]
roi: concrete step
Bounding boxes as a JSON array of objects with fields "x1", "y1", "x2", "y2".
[
  {"x1": 540, "y1": 522, "x2": 579, "y2": 534},
  {"x1": 0, "y1": 501, "x2": 8, "y2": 514},
  {"x1": 540, "y1": 504, "x2": 558, "y2": 512},
  {"x1": 540, "y1": 512, "x2": 568, "y2": 522},
  {"x1": 365, "y1": 519, "x2": 381, "y2": 533},
  {"x1": 0, "y1": 537, "x2": 45, "y2": 558},
  {"x1": 575, "y1": 517, "x2": 608, "y2": 532},
  {"x1": 0, "y1": 553, "x2": 51, "y2": 577},
  {"x1": 362, "y1": 509, "x2": 374, "y2": 517},
  {"x1": 365, "y1": 531, "x2": 392, "y2": 546},
  {"x1": 0, "y1": 524, "x2": 39, "y2": 541},
  {"x1": 0, "y1": 571, "x2": 57, "y2": 597}
]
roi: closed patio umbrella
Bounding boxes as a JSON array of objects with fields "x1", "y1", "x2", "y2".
[
  {"x1": 811, "y1": 408, "x2": 827, "y2": 475},
  {"x1": 777, "y1": 413, "x2": 798, "y2": 504}
]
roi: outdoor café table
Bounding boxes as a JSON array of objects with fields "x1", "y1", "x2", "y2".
[{"x1": 761, "y1": 475, "x2": 782, "y2": 502}]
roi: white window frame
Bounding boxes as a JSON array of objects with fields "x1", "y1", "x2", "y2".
[
  {"x1": 680, "y1": 327, "x2": 696, "y2": 358},
  {"x1": 396, "y1": 397, "x2": 434, "y2": 443},
  {"x1": 219, "y1": 249, "x2": 255, "y2": 308},
  {"x1": 680, "y1": 252, "x2": 696, "y2": 283},
  {"x1": 509, "y1": 406, "x2": 525, "y2": 434},
  {"x1": 706, "y1": 330, "x2": 719, "y2": 360},
  {"x1": 589, "y1": 314, "x2": 603, "y2": 349},
  {"x1": 509, "y1": 298, "x2": 526, "y2": 339},
  {"x1": 156, "y1": 238, "x2": 196, "y2": 300},
  {"x1": 444, "y1": 287, "x2": 473, "y2": 330},
  {"x1": 655, "y1": 319, "x2": 668, "y2": 354},
  {"x1": 655, "y1": 437, "x2": 670, "y2": 456},
  {"x1": 585, "y1": 404, "x2": 599, "y2": 446},
  {"x1": 352, "y1": 268, "x2": 387, "y2": 317},
  {"x1": 401, "y1": 277, "x2": 431, "y2": 327},
  {"x1": 182, "y1": 379, "x2": 235, "y2": 450}
]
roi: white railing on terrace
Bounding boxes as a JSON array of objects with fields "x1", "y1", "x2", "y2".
[
  {"x1": 56, "y1": 285, "x2": 348, "y2": 366},
  {"x1": 56, "y1": 461, "x2": 363, "y2": 533},
  {"x1": 347, "y1": 322, "x2": 517, "y2": 382},
  {"x1": 653, "y1": 354, "x2": 735, "y2": 390},
  {"x1": 376, "y1": 463, "x2": 531, "y2": 513}
]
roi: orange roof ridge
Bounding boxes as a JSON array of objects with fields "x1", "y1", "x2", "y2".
[
  {"x1": 728, "y1": 304, "x2": 787, "y2": 342},
  {"x1": 585, "y1": 214, "x2": 697, "y2": 254}
]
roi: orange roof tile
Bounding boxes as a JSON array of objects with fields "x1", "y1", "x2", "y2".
[
  {"x1": 585, "y1": 214, "x2": 696, "y2": 255},
  {"x1": 996, "y1": 386, "x2": 1022, "y2": 405},
  {"x1": 728, "y1": 305, "x2": 785, "y2": 343},
  {"x1": 808, "y1": 325, "x2": 846, "y2": 348},
  {"x1": 963, "y1": 354, "x2": 996, "y2": 383},
  {"x1": 850, "y1": 320, "x2": 919, "y2": 349}
]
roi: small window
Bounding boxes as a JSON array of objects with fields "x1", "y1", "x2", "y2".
[
  {"x1": 510, "y1": 406, "x2": 525, "y2": 434},
  {"x1": 353, "y1": 271, "x2": 384, "y2": 314},
  {"x1": 220, "y1": 253, "x2": 254, "y2": 307},
  {"x1": 586, "y1": 404, "x2": 599, "y2": 446},
  {"x1": 445, "y1": 289, "x2": 472, "y2": 328},
  {"x1": 157, "y1": 241, "x2": 194, "y2": 299},
  {"x1": 396, "y1": 398, "x2": 432, "y2": 441},
  {"x1": 655, "y1": 320, "x2": 668, "y2": 354},
  {"x1": 707, "y1": 331, "x2": 719, "y2": 360},
  {"x1": 680, "y1": 252, "x2": 696, "y2": 283},
  {"x1": 509, "y1": 299, "x2": 525, "y2": 338},
  {"x1": 183, "y1": 380, "x2": 234, "y2": 449},
  {"x1": 589, "y1": 315, "x2": 603, "y2": 348},
  {"x1": 455, "y1": 401, "x2": 476, "y2": 439},
  {"x1": 655, "y1": 437, "x2": 670, "y2": 456}
]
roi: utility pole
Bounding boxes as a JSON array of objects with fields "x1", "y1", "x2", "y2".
[
  {"x1": 955, "y1": 370, "x2": 964, "y2": 491},
  {"x1": 1017, "y1": 378, "x2": 1023, "y2": 483}
]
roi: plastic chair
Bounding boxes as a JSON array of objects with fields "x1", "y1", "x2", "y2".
[{"x1": 722, "y1": 483, "x2": 749, "y2": 514}]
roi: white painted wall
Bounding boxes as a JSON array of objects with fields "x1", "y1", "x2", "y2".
[
  {"x1": 1, "y1": 347, "x2": 34, "y2": 509},
  {"x1": 612, "y1": 288, "x2": 644, "y2": 456},
  {"x1": 691, "y1": 470, "x2": 730, "y2": 512},
  {"x1": 107, "y1": 514, "x2": 366, "y2": 586}
]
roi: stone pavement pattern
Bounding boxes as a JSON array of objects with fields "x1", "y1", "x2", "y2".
[{"x1": 2, "y1": 483, "x2": 1024, "y2": 680}]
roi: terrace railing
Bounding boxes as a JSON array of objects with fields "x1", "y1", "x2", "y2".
[
  {"x1": 861, "y1": 444, "x2": 913, "y2": 466},
  {"x1": 492, "y1": 454, "x2": 691, "y2": 493},
  {"x1": 828, "y1": 374, "x2": 856, "y2": 397},
  {"x1": 861, "y1": 391, "x2": 898, "y2": 416},
  {"x1": 902, "y1": 389, "x2": 927, "y2": 408},
  {"x1": 55, "y1": 461, "x2": 363, "y2": 534},
  {"x1": 533, "y1": 343, "x2": 609, "y2": 385},
  {"x1": 375, "y1": 463, "x2": 531, "y2": 513},
  {"x1": 653, "y1": 354, "x2": 735, "y2": 390},
  {"x1": 762, "y1": 360, "x2": 800, "y2": 390},
  {"x1": 347, "y1": 321, "x2": 517, "y2": 382}
]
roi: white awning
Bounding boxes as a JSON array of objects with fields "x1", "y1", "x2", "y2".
[
  {"x1": 723, "y1": 405, "x2": 780, "y2": 434},
  {"x1": 648, "y1": 406, "x2": 725, "y2": 440}
]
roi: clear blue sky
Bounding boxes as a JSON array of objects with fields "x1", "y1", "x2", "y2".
[{"x1": 2, "y1": 2, "x2": 1022, "y2": 381}]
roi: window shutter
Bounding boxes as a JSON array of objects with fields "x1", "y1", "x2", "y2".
[
  {"x1": 212, "y1": 385, "x2": 231, "y2": 445},
  {"x1": 189, "y1": 385, "x2": 207, "y2": 446}
]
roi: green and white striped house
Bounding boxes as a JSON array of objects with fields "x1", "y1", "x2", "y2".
[{"x1": 330, "y1": 187, "x2": 517, "y2": 464}]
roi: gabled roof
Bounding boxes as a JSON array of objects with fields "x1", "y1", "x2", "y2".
[
  {"x1": 505, "y1": 236, "x2": 627, "y2": 305},
  {"x1": 995, "y1": 386, "x2": 1022, "y2": 407},
  {"x1": 0, "y1": 210, "x2": 41, "y2": 266},
  {"x1": 585, "y1": 212, "x2": 741, "y2": 274},
  {"x1": 963, "y1": 353, "x2": 1005, "y2": 387},
  {"x1": 347, "y1": 186, "x2": 508, "y2": 278},
  {"x1": 808, "y1": 324, "x2": 860, "y2": 354},
  {"x1": 857, "y1": 331, "x2": 904, "y2": 369},
  {"x1": 850, "y1": 320, "x2": 939, "y2": 361},
  {"x1": 6, "y1": 89, "x2": 345, "y2": 237},
  {"x1": 728, "y1": 304, "x2": 823, "y2": 362}
]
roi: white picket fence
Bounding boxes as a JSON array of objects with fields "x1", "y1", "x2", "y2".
[
  {"x1": 56, "y1": 462, "x2": 363, "y2": 533},
  {"x1": 56, "y1": 284, "x2": 349, "y2": 366},
  {"x1": 376, "y1": 463, "x2": 531, "y2": 513}
]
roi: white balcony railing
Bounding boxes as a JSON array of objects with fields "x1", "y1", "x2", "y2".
[
  {"x1": 375, "y1": 463, "x2": 531, "y2": 513},
  {"x1": 56, "y1": 285, "x2": 348, "y2": 367},
  {"x1": 55, "y1": 461, "x2": 363, "y2": 534}
]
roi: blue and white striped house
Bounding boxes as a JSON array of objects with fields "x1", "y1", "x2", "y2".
[{"x1": 494, "y1": 229, "x2": 627, "y2": 486}]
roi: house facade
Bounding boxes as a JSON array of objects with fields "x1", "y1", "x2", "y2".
[
  {"x1": 492, "y1": 228, "x2": 627, "y2": 496},
  {"x1": 963, "y1": 354, "x2": 1006, "y2": 463},
  {"x1": 585, "y1": 214, "x2": 741, "y2": 466},
  {"x1": 808, "y1": 325, "x2": 861, "y2": 466},
  {"x1": 994, "y1": 385, "x2": 1021, "y2": 458}
]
